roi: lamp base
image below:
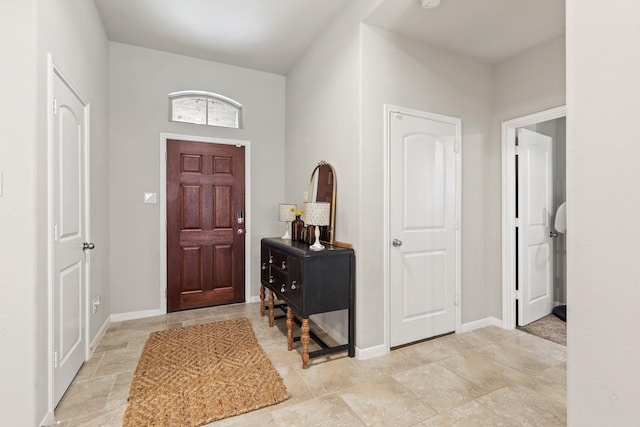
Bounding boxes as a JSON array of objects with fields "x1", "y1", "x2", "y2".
[
  {"x1": 281, "y1": 222, "x2": 292, "y2": 240},
  {"x1": 309, "y1": 225, "x2": 325, "y2": 251},
  {"x1": 309, "y1": 241, "x2": 325, "y2": 251}
]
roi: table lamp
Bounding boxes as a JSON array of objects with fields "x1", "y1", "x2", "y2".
[
  {"x1": 304, "y1": 202, "x2": 330, "y2": 250},
  {"x1": 278, "y1": 203, "x2": 296, "y2": 239}
]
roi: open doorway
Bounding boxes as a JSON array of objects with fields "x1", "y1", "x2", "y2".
[{"x1": 502, "y1": 106, "x2": 566, "y2": 333}]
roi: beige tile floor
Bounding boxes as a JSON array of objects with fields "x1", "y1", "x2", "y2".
[{"x1": 54, "y1": 302, "x2": 566, "y2": 426}]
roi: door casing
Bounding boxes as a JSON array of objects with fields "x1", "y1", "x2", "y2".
[
  {"x1": 501, "y1": 105, "x2": 566, "y2": 329},
  {"x1": 383, "y1": 104, "x2": 462, "y2": 353},
  {"x1": 159, "y1": 133, "x2": 251, "y2": 314},
  {"x1": 47, "y1": 54, "x2": 91, "y2": 417}
]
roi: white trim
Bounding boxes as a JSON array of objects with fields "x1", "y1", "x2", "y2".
[
  {"x1": 356, "y1": 344, "x2": 389, "y2": 360},
  {"x1": 89, "y1": 316, "x2": 111, "y2": 356},
  {"x1": 459, "y1": 316, "x2": 503, "y2": 333},
  {"x1": 383, "y1": 104, "x2": 462, "y2": 352},
  {"x1": 46, "y1": 54, "x2": 91, "y2": 415},
  {"x1": 169, "y1": 90, "x2": 243, "y2": 109},
  {"x1": 501, "y1": 105, "x2": 566, "y2": 330},
  {"x1": 110, "y1": 309, "x2": 165, "y2": 323},
  {"x1": 159, "y1": 133, "x2": 252, "y2": 314},
  {"x1": 39, "y1": 412, "x2": 56, "y2": 427},
  {"x1": 84, "y1": 102, "x2": 92, "y2": 361}
]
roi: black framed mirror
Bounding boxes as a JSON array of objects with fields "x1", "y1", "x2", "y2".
[{"x1": 308, "y1": 161, "x2": 336, "y2": 244}]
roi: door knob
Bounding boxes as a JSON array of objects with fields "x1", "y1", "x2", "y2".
[
  {"x1": 549, "y1": 231, "x2": 559, "y2": 238},
  {"x1": 237, "y1": 229, "x2": 244, "y2": 235},
  {"x1": 82, "y1": 242, "x2": 95, "y2": 251},
  {"x1": 392, "y1": 239, "x2": 403, "y2": 247}
]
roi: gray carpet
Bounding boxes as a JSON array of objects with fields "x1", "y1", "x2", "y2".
[{"x1": 520, "y1": 314, "x2": 566, "y2": 346}]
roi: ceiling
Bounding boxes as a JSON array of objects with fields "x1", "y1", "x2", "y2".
[
  {"x1": 94, "y1": 0, "x2": 565, "y2": 75},
  {"x1": 367, "y1": 0, "x2": 565, "y2": 65}
]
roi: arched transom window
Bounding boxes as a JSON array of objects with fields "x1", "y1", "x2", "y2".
[{"x1": 169, "y1": 91, "x2": 243, "y2": 129}]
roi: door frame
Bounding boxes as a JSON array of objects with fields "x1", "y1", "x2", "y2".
[
  {"x1": 501, "y1": 105, "x2": 566, "y2": 329},
  {"x1": 383, "y1": 104, "x2": 462, "y2": 352},
  {"x1": 159, "y1": 133, "x2": 251, "y2": 314},
  {"x1": 46, "y1": 54, "x2": 91, "y2": 415}
]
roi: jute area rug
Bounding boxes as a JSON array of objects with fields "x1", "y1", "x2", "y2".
[
  {"x1": 123, "y1": 318, "x2": 289, "y2": 427},
  {"x1": 520, "y1": 314, "x2": 567, "y2": 346}
]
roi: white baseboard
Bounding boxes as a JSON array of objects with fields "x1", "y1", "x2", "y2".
[
  {"x1": 248, "y1": 295, "x2": 261, "y2": 304},
  {"x1": 110, "y1": 308, "x2": 165, "y2": 323},
  {"x1": 39, "y1": 411, "x2": 56, "y2": 427},
  {"x1": 356, "y1": 344, "x2": 389, "y2": 360},
  {"x1": 459, "y1": 316, "x2": 502, "y2": 333},
  {"x1": 89, "y1": 316, "x2": 111, "y2": 356}
]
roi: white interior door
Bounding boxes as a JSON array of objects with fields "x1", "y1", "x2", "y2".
[
  {"x1": 389, "y1": 110, "x2": 459, "y2": 347},
  {"x1": 52, "y1": 71, "x2": 87, "y2": 405},
  {"x1": 517, "y1": 128, "x2": 553, "y2": 326}
]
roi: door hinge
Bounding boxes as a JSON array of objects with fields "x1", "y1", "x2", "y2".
[
  {"x1": 52, "y1": 98, "x2": 58, "y2": 115},
  {"x1": 454, "y1": 143, "x2": 460, "y2": 153},
  {"x1": 515, "y1": 290, "x2": 522, "y2": 300},
  {"x1": 514, "y1": 145, "x2": 520, "y2": 155},
  {"x1": 514, "y1": 218, "x2": 520, "y2": 227},
  {"x1": 454, "y1": 294, "x2": 460, "y2": 305},
  {"x1": 454, "y1": 220, "x2": 460, "y2": 230},
  {"x1": 53, "y1": 350, "x2": 58, "y2": 368},
  {"x1": 53, "y1": 224, "x2": 58, "y2": 241}
]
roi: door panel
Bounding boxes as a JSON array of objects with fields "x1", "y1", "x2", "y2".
[
  {"x1": 390, "y1": 111, "x2": 459, "y2": 347},
  {"x1": 167, "y1": 140, "x2": 245, "y2": 312},
  {"x1": 53, "y1": 72, "x2": 87, "y2": 406},
  {"x1": 402, "y1": 250, "x2": 446, "y2": 319},
  {"x1": 518, "y1": 128, "x2": 553, "y2": 326}
]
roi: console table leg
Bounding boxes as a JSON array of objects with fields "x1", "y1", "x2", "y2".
[
  {"x1": 286, "y1": 307, "x2": 294, "y2": 351},
  {"x1": 260, "y1": 285, "x2": 265, "y2": 317},
  {"x1": 301, "y1": 318, "x2": 310, "y2": 369},
  {"x1": 268, "y1": 291, "x2": 275, "y2": 327}
]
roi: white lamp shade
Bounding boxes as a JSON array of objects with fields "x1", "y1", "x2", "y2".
[
  {"x1": 278, "y1": 203, "x2": 296, "y2": 222},
  {"x1": 304, "y1": 202, "x2": 330, "y2": 226}
]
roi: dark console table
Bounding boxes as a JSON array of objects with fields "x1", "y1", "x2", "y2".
[{"x1": 260, "y1": 237, "x2": 355, "y2": 369}]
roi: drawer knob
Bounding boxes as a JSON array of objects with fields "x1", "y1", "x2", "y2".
[
  {"x1": 281, "y1": 261, "x2": 287, "y2": 269},
  {"x1": 261, "y1": 263, "x2": 266, "y2": 270},
  {"x1": 281, "y1": 285, "x2": 286, "y2": 293},
  {"x1": 269, "y1": 276, "x2": 274, "y2": 284},
  {"x1": 269, "y1": 255, "x2": 274, "y2": 264},
  {"x1": 291, "y1": 280, "x2": 297, "y2": 290}
]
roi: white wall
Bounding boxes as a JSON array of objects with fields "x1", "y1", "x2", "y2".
[
  {"x1": 0, "y1": 0, "x2": 109, "y2": 424},
  {"x1": 285, "y1": 0, "x2": 373, "y2": 341},
  {"x1": 360, "y1": 27, "x2": 494, "y2": 345},
  {"x1": 109, "y1": 43, "x2": 285, "y2": 316},
  {"x1": 0, "y1": 1, "x2": 39, "y2": 424},
  {"x1": 567, "y1": 1, "x2": 640, "y2": 423},
  {"x1": 489, "y1": 35, "x2": 566, "y2": 318}
]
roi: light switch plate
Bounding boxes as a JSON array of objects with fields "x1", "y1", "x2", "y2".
[
  {"x1": 302, "y1": 191, "x2": 308, "y2": 202},
  {"x1": 144, "y1": 192, "x2": 157, "y2": 204}
]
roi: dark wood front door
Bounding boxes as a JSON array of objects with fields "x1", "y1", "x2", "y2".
[{"x1": 167, "y1": 139, "x2": 245, "y2": 312}]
